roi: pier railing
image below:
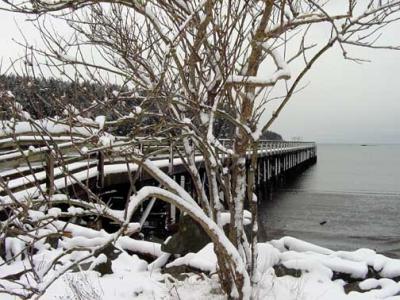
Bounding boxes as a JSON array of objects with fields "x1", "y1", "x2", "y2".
[
  {"x1": 0, "y1": 137, "x2": 316, "y2": 168},
  {"x1": 0, "y1": 136, "x2": 317, "y2": 201},
  {"x1": 0, "y1": 136, "x2": 317, "y2": 175}
]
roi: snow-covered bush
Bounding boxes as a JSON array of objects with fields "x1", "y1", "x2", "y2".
[{"x1": 1, "y1": 1, "x2": 400, "y2": 299}]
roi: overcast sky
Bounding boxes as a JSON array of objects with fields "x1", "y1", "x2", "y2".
[
  {"x1": 0, "y1": 9, "x2": 399, "y2": 144},
  {"x1": 268, "y1": 38, "x2": 400, "y2": 144}
]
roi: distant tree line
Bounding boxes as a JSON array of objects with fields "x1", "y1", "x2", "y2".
[
  {"x1": 0, "y1": 74, "x2": 283, "y2": 140},
  {"x1": 0, "y1": 74, "x2": 125, "y2": 119},
  {"x1": 260, "y1": 130, "x2": 282, "y2": 141}
]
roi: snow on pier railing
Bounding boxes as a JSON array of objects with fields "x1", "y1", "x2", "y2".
[
  {"x1": 0, "y1": 131, "x2": 316, "y2": 202},
  {"x1": 0, "y1": 136, "x2": 315, "y2": 171}
]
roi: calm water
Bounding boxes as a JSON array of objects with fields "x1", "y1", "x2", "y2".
[{"x1": 258, "y1": 144, "x2": 400, "y2": 257}]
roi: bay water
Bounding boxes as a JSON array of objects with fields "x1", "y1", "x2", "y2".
[{"x1": 258, "y1": 144, "x2": 400, "y2": 257}]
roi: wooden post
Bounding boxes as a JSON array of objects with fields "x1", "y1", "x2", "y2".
[
  {"x1": 278, "y1": 157, "x2": 281, "y2": 175},
  {"x1": 283, "y1": 156, "x2": 285, "y2": 171},
  {"x1": 263, "y1": 159, "x2": 267, "y2": 182},
  {"x1": 180, "y1": 175, "x2": 185, "y2": 188},
  {"x1": 170, "y1": 174, "x2": 182, "y2": 224},
  {"x1": 97, "y1": 150, "x2": 105, "y2": 189},
  {"x1": 45, "y1": 151, "x2": 54, "y2": 197}
]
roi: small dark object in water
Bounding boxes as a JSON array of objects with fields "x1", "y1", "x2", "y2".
[
  {"x1": 361, "y1": 144, "x2": 368, "y2": 146},
  {"x1": 319, "y1": 220, "x2": 327, "y2": 225}
]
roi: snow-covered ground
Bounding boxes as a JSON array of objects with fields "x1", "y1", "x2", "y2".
[{"x1": 2, "y1": 235, "x2": 400, "y2": 300}]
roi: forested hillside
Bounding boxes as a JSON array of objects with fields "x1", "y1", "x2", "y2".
[
  {"x1": 0, "y1": 74, "x2": 122, "y2": 118},
  {"x1": 0, "y1": 74, "x2": 283, "y2": 140}
]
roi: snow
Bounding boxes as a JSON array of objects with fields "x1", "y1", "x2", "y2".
[
  {"x1": 14, "y1": 101, "x2": 31, "y2": 120},
  {"x1": 28, "y1": 210, "x2": 45, "y2": 221},
  {"x1": 99, "y1": 132, "x2": 116, "y2": 147},
  {"x1": 182, "y1": 117, "x2": 191, "y2": 124},
  {"x1": 62, "y1": 104, "x2": 80, "y2": 116},
  {"x1": 48, "y1": 207, "x2": 62, "y2": 218},
  {"x1": 162, "y1": 237, "x2": 400, "y2": 300},
  {"x1": 359, "y1": 278, "x2": 381, "y2": 290},
  {"x1": 95, "y1": 115, "x2": 106, "y2": 130},
  {"x1": 126, "y1": 185, "x2": 251, "y2": 298},
  {"x1": 133, "y1": 106, "x2": 142, "y2": 114},
  {"x1": 5, "y1": 237, "x2": 26, "y2": 261},
  {"x1": 167, "y1": 243, "x2": 217, "y2": 273},
  {"x1": 38, "y1": 266, "x2": 224, "y2": 300},
  {"x1": 67, "y1": 206, "x2": 84, "y2": 215},
  {"x1": 355, "y1": 279, "x2": 400, "y2": 299},
  {"x1": 89, "y1": 253, "x2": 108, "y2": 270},
  {"x1": 257, "y1": 243, "x2": 280, "y2": 274},
  {"x1": 2, "y1": 233, "x2": 400, "y2": 300},
  {"x1": 117, "y1": 236, "x2": 165, "y2": 258},
  {"x1": 6, "y1": 90, "x2": 15, "y2": 98},
  {"x1": 335, "y1": 249, "x2": 400, "y2": 278},
  {"x1": 42, "y1": 263, "x2": 167, "y2": 300},
  {"x1": 220, "y1": 210, "x2": 252, "y2": 227},
  {"x1": 148, "y1": 252, "x2": 171, "y2": 272},
  {"x1": 0, "y1": 119, "x2": 94, "y2": 137},
  {"x1": 168, "y1": 242, "x2": 281, "y2": 277},
  {"x1": 227, "y1": 42, "x2": 290, "y2": 89},
  {"x1": 0, "y1": 119, "x2": 396, "y2": 299},
  {"x1": 80, "y1": 146, "x2": 89, "y2": 154},
  {"x1": 270, "y1": 236, "x2": 334, "y2": 255}
]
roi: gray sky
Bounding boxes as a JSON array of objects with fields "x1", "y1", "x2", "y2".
[
  {"x1": 269, "y1": 40, "x2": 400, "y2": 144},
  {"x1": 0, "y1": 9, "x2": 399, "y2": 144}
]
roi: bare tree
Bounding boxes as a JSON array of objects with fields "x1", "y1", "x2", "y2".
[{"x1": 1, "y1": 1, "x2": 400, "y2": 299}]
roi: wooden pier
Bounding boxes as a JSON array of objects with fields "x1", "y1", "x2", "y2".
[{"x1": 0, "y1": 137, "x2": 317, "y2": 202}]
